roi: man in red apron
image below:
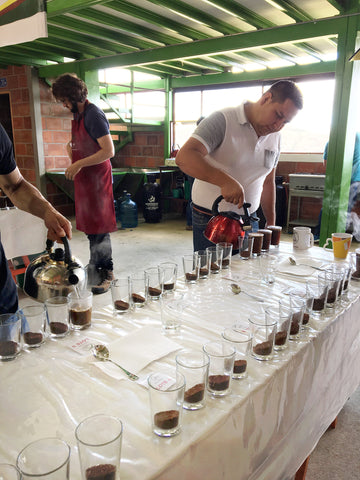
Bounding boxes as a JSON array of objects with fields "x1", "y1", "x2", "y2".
[{"x1": 52, "y1": 74, "x2": 117, "y2": 295}]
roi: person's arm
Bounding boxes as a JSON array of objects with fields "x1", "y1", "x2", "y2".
[
  {"x1": 260, "y1": 168, "x2": 276, "y2": 226},
  {"x1": 0, "y1": 167, "x2": 72, "y2": 241},
  {"x1": 176, "y1": 137, "x2": 245, "y2": 208},
  {"x1": 65, "y1": 134, "x2": 114, "y2": 181}
]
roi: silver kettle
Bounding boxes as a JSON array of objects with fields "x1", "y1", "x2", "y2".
[{"x1": 23, "y1": 236, "x2": 86, "y2": 302}]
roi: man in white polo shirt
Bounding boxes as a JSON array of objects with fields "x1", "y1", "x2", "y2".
[{"x1": 176, "y1": 80, "x2": 303, "y2": 252}]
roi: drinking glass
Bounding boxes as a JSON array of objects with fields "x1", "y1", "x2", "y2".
[
  {"x1": 159, "y1": 262, "x2": 178, "y2": 294},
  {"x1": 265, "y1": 305, "x2": 291, "y2": 352},
  {"x1": 17, "y1": 438, "x2": 70, "y2": 479},
  {"x1": 248, "y1": 313, "x2": 276, "y2": 361},
  {"x1": 0, "y1": 312, "x2": 21, "y2": 361},
  {"x1": 195, "y1": 250, "x2": 211, "y2": 279},
  {"x1": 182, "y1": 253, "x2": 200, "y2": 283},
  {"x1": 68, "y1": 290, "x2": 93, "y2": 330},
  {"x1": 45, "y1": 296, "x2": 70, "y2": 338},
  {"x1": 111, "y1": 277, "x2": 132, "y2": 315},
  {"x1": 176, "y1": 350, "x2": 209, "y2": 410},
  {"x1": 129, "y1": 272, "x2": 147, "y2": 308},
  {"x1": 206, "y1": 246, "x2": 223, "y2": 274},
  {"x1": 202, "y1": 341, "x2": 235, "y2": 396},
  {"x1": 145, "y1": 267, "x2": 164, "y2": 300},
  {"x1": 216, "y1": 242, "x2": 233, "y2": 269},
  {"x1": 221, "y1": 327, "x2": 252, "y2": 379},
  {"x1": 238, "y1": 235, "x2": 254, "y2": 260},
  {"x1": 20, "y1": 304, "x2": 47, "y2": 348},
  {"x1": 76, "y1": 414, "x2": 123, "y2": 480}
]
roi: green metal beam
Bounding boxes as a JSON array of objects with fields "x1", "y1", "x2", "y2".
[
  {"x1": 170, "y1": 61, "x2": 336, "y2": 89},
  {"x1": 47, "y1": 0, "x2": 113, "y2": 17},
  {"x1": 107, "y1": 0, "x2": 210, "y2": 41},
  {"x1": 320, "y1": 14, "x2": 360, "y2": 244},
  {"x1": 38, "y1": 15, "x2": 352, "y2": 78}
]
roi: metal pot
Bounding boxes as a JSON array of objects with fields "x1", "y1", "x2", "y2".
[
  {"x1": 23, "y1": 236, "x2": 86, "y2": 302},
  {"x1": 204, "y1": 196, "x2": 258, "y2": 248}
]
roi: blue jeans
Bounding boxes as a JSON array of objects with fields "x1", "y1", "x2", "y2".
[
  {"x1": 192, "y1": 205, "x2": 259, "y2": 252},
  {"x1": 87, "y1": 233, "x2": 113, "y2": 271}
]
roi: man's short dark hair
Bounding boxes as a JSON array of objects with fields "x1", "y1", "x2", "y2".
[
  {"x1": 268, "y1": 80, "x2": 303, "y2": 110},
  {"x1": 51, "y1": 73, "x2": 88, "y2": 103}
]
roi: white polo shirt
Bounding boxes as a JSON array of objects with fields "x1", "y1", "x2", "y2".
[{"x1": 191, "y1": 102, "x2": 281, "y2": 215}]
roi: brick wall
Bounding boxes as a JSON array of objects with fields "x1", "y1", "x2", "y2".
[{"x1": 112, "y1": 131, "x2": 164, "y2": 168}]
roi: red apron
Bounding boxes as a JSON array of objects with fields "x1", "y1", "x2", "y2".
[{"x1": 71, "y1": 103, "x2": 116, "y2": 235}]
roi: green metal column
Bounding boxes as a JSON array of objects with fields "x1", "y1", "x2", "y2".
[
  {"x1": 320, "y1": 15, "x2": 360, "y2": 245},
  {"x1": 164, "y1": 76, "x2": 172, "y2": 159},
  {"x1": 83, "y1": 70, "x2": 100, "y2": 106}
]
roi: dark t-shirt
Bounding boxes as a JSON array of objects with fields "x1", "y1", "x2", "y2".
[
  {"x1": 0, "y1": 124, "x2": 16, "y2": 175},
  {"x1": 0, "y1": 123, "x2": 18, "y2": 314},
  {"x1": 75, "y1": 103, "x2": 110, "y2": 142}
]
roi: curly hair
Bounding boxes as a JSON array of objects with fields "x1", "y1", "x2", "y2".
[{"x1": 51, "y1": 73, "x2": 88, "y2": 103}]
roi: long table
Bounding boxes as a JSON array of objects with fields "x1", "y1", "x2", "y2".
[{"x1": 1, "y1": 244, "x2": 360, "y2": 479}]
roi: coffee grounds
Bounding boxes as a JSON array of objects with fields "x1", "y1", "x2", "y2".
[
  {"x1": 154, "y1": 410, "x2": 179, "y2": 430},
  {"x1": 24, "y1": 332, "x2": 43, "y2": 345},
  {"x1": 199, "y1": 268, "x2": 209, "y2": 276},
  {"x1": 222, "y1": 258, "x2": 230, "y2": 267},
  {"x1": 132, "y1": 293, "x2": 145, "y2": 303},
  {"x1": 85, "y1": 463, "x2": 116, "y2": 480},
  {"x1": 275, "y1": 331, "x2": 287, "y2": 346},
  {"x1": 50, "y1": 322, "x2": 68, "y2": 335},
  {"x1": 241, "y1": 251, "x2": 250, "y2": 258},
  {"x1": 233, "y1": 359, "x2": 247, "y2": 374},
  {"x1": 184, "y1": 383, "x2": 205, "y2": 403},
  {"x1": 327, "y1": 287, "x2": 337, "y2": 303},
  {"x1": 114, "y1": 300, "x2": 130, "y2": 311},
  {"x1": 210, "y1": 262, "x2": 220, "y2": 271},
  {"x1": 163, "y1": 283, "x2": 174, "y2": 291},
  {"x1": 185, "y1": 273, "x2": 197, "y2": 281},
  {"x1": 313, "y1": 296, "x2": 325, "y2": 311},
  {"x1": 0, "y1": 340, "x2": 18, "y2": 356},
  {"x1": 290, "y1": 320, "x2": 299, "y2": 335},
  {"x1": 352, "y1": 270, "x2": 360, "y2": 279},
  {"x1": 253, "y1": 341, "x2": 272, "y2": 356},
  {"x1": 148, "y1": 286, "x2": 162, "y2": 297},
  {"x1": 302, "y1": 313, "x2": 310, "y2": 325},
  {"x1": 208, "y1": 374, "x2": 230, "y2": 391}
]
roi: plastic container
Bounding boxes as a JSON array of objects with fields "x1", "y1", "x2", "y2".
[{"x1": 119, "y1": 193, "x2": 138, "y2": 228}]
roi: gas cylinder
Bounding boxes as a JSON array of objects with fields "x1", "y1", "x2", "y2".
[{"x1": 143, "y1": 175, "x2": 162, "y2": 223}]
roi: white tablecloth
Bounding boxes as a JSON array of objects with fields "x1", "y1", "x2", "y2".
[
  {"x1": 1, "y1": 243, "x2": 360, "y2": 479},
  {"x1": 0, "y1": 207, "x2": 46, "y2": 258}
]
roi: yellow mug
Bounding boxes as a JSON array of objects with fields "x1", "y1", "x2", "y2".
[{"x1": 323, "y1": 232, "x2": 352, "y2": 259}]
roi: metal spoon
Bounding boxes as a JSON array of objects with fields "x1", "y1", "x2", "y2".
[
  {"x1": 93, "y1": 344, "x2": 139, "y2": 381},
  {"x1": 230, "y1": 283, "x2": 265, "y2": 303},
  {"x1": 288, "y1": 256, "x2": 324, "y2": 271}
]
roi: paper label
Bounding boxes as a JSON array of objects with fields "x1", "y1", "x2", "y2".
[
  {"x1": 149, "y1": 372, "x2": 176, "y2": 391},
  {"x1": 69, "y1": 337, "x2": 93, "y2": 355}
]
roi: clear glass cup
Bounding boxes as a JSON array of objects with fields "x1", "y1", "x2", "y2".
[
  {"x1": 238, "y1": 235, "x2": 254, "y2": 260},
  {"x1": 182, "y1": 253, "x2": 200, "y2": 283},
  {"x1": 75, "y1": 414, "x2": 123, "y2": 480},
  {"x1": 176, "y1": 350, "x2": 209, "y2": 410},
  {"x1": 45, "y1": 296, "x2": 70, "y2": 338},
  {"x1": 129, "y1": 272, "x2": 147, "y2": 308},
  {"x1": 319, "y1": 270, "x2": 341, "y2": 309},
  {"x1": 249, "y1": 232, "x2": 263, "y2": 256},
  {"x1": 160, "y1": 298, "x2": 184, "y2": 335},
  {"x1": 267, "y1": 225, "x2": 282, "y2": 247},
  {"x1": 216, "y1": 242, "x2": 233, "y2": 269},
  {"x1": 307, "y1": 280, "x2": 328, "y2": 319},
  {"x1": 145, "y1": 267, "x2": 164, "y2": 300},
  {"x1": 68, "y1": 290, "x2": 93, "y2": 330},
  {"x1": 195, "y1": 250, "x2": 211, "y2": 279},
  {"x1": 111, "y1": 277, "x2": 132, "y2": 315},
  {"x1": 148, "y1": 370, "x2": 185, "y2": 437},
  {"x1": 221, "y1": 327, "x2": 252, "y2": 379},
  {"x1": 159, "y1": 262, "x2": 178, "y2": 294},
  {"x1": 0, "y1": 463, "x2": 21, "y2": 479},
  {"x1": 0, "y1": 312, "x2": 21, "y2": 361},
  {"x1": 265, "y1": 305, "x2": 291, "y2": 352},
  {"x1": 202, "y1": 341, "x2": 235, "y2": 396},
  {"x1": 206, "y1": 246, "x2": 223, "y2": 274},
  {"x1": 287, "y1": 294, "x2": 306, "y2": 339},
  {"x1": 258, "y1": 228, "x2": 272, "y2": 252},
  {"x1": 20, "y1": 304, "x2": 47, "y2": 348},
  {"x1": 17, "y1": 438, "x2": 71, "y2": 479},
  {"x1": 248, "y1": 313, "x2": 276, "y2": 361},
  {"x1": 259, "y1": 253, "x2": 277, "y2": 285}
]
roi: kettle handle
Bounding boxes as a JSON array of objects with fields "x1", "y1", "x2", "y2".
[
  {"x1": 61, "y1": 236, "x2": 72, "y2": 266},
  {"x1": 211, "y1": 195, "x2": 252, "y2": 216}
]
